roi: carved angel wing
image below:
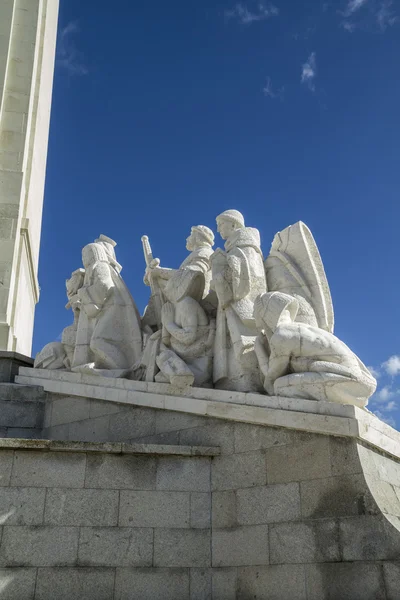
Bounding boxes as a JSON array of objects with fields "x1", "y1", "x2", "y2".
[{"x1": 264, "y1": 221, "x2": 334, "y2": 333}]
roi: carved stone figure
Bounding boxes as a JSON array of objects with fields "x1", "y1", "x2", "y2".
[
  {"x1": 142, "y1": 226, "x2": 216, "y2": 387},
  {"x1": 211, "y1": 210, "x2": 267, "y2": 392},
  {"x1": 71, "y1": 241, "x2": 142, "y2": 377},
  {"x1": 265, "y1": 221, "x2": 334, "y2": 332},
  {"x1": 34, "y1": 268, "x2": 85, "y2": 370},
  {"x1": 253, "y1": 292, "x2": 377, "y2": 407}
]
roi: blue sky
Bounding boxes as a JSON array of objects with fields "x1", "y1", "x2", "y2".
[{"x1": 35, "y1": 0, "x2": 400, "y2": 427}]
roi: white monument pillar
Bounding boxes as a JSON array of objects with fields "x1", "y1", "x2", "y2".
[{"x1": 0, "y1": 0, "x2": 59, "y2": 356}]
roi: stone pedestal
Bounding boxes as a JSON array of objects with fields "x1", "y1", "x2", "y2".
[
  {"x1": 2, "y1": 367, "x2": 399, "y2": 599},
  {"x1": 0, "y1": 0, "x2": 59, "y2": 355},
  {"x1": 0, "y1": 350, "x2": 33, "y2": 382}
]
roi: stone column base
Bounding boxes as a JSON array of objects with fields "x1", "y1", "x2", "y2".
[{"x1": 0, "y1": 352, "x2": 34, "y2": 383}]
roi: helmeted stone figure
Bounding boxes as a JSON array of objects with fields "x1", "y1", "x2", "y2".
[
  {"x1": 253, "y1": 291, "x2": 377, "y2": 407},
  {"x1": 71, "y1": 241, "x2": 142, "y2": 377},
  {"x1": 211, "y1": 210, "x2": 267, "y2": 392}
]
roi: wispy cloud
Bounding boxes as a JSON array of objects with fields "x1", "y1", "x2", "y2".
[
  {"x1": 57, "y1": 21, "x2": 88, "y2": 76},
  {"x1": 301, "y1": 52, "x2": 317, "y2": 91},
  {"x1": 376, "y1": 0, "x2": 397, "y2": 30},
  {"x1": 263, "y1": 77, "x2": 284, "y2": 100},
  {"x1": 367, "y1": 365, "x2": 381, "y2": 379},
  {"x1": 382, "y1": 355, "x2": 400, "y2": 377},
  {"x1": 225, "y1": 2, "x2": 279, "y2": 25},
  {"x1": 343, "y1": 0, "x2": 369, "y2": 17},
  {"x1": 375, "y1": 385, "x2": 395, "y2": 402}
]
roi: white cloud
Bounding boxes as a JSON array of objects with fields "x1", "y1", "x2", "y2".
[
  {"x1": 376, "y1": 0, "x2": 397, "y2": 30},
  {"x1": 343, "y1": 0, "x2": 369, "y2": 17},
  {"x1": 225, "y1": 2, "x2": 279, "y2": 25},
  {"x1": 382, "y1": 355, "x2": 400, "y2": 377},
  {"x1": 367, "y1": 365, "x2": 380, "y2": 379},
  {"x1": 375, "y1": 385, "x2": 395, "y2": 402},
  {"x1": 263, "y1": 77, "x2": 284, "y2": 100},
  {"x1": 301, "y1": 52, "x2": 317, "y2": 91},
  {"x1": 57, "y1": 21, "x2": 88, "y2": 76}
]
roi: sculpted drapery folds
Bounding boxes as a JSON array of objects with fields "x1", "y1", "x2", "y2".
[{"x1": 211, "y1": 210, "x2": 267, "y2": 392}]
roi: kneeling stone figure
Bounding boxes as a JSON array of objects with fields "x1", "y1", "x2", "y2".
[{"x1": 253, "y1": 292, "x2": 377, "y2": 407}]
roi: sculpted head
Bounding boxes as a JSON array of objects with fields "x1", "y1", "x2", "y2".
[
  {"x1": 216, "y1": 210, "x2": 245, "y2": 240},
  {"x1": 186, "y1": 226, "x2": 215, "y2": 251},
  {"x1": 66, "y1": 269, "x2": 85, "y2": 299},
  {"x1": 254, "y1": 292, "x2": 299, "y2": 337},
  {"x1": 82, "y1": 243, "x2": 108, "y2": 269}
]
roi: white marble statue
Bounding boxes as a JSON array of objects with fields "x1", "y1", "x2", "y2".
[
  {"x1": 253, "y1": 291, "x2": 377, "y2": 407},
  {"x1": 211, "y1": 210, "x2": 266, "y2": 392},
  {"x1": 34, "y1": 268, "x2": 85, "y2": 370},
  {"x1": 142, "y1": 226, "x2": 216, "y2": 387},
  {"x1": 70, "y1": 240, "x2": 142, "y2": 377}
]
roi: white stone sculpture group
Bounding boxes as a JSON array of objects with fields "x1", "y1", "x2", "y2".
[{"x1": 35, "y1": 212, "x2": 377, "y2": 408}]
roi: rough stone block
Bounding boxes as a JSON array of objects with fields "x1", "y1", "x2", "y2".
[
  {"x1": 237, "y1": 482, "x2": 300, "y2": 525},
  {"x1": 305, "y1": 562, "x2": 386, "y2": 600},
  {"x1": 340, "y1": 515, "x2": 400, "y2": 561},
  {"x1": 156, "y1": 457, "x2": 210, "y2": 492},
  {"x1": 180, "y1": 422, "x2": 234, "y2": 454},
  {"x1": 212, "y1": 568, "x2": 237, "y2": 599},
  {"x1": 50, "y1": 397, "x2": 90, "y2": 426},
  {"x1": 0, "y1": 526, "x2": 79, "y2": 566},
  {"x1": 0, "y1": 399, "x2": 43, "y2": 428},
  {"x1": 133, "y1": 431, "x2": 180, "y2": 445},
  {"x1": 89, "y1": 398, "x2": 122, "y2": 419},
  {"x1": 234, "y1": 423, "x2": 294, "y2": 453},
  {"x1": 154, "y1": 529, "x2": 211, "y2": 567},
  {"x1": 0, "y1": 567, "x2": 36, "y2": 599},
  {"x1": 383, "y1": 562, "x2": 400, "y2": 600},
  {"x1": 5, "y1": 428, "x2": 42, "y2": 439},
  {"x1": 212, "y1": 525, "x2": 269, "y2": 567},
  {"x1": 43, "y1": 423, "x2": 69, "y2": 441},
  {"x1": 0, "y1": 451, "x2": 14, "y2": 486},
  {"x1": 85, "y1": 454, "x2": 156, "y2": 490},
  {"x1": 211, "y1": 452, "x2": 266, "y2": 491},
  {"x1": 269, "y1": 520, "x2": 340, "y2": 564},
  {"x1": 212, "y1": 491, "x2": 237, "y2": 528},
  {"x1": 68, "y1": 416, "x2": 110, "y2": 443},
  {"x1": 108, "y1": 407, "x2": 155, "y2": 441},
  {"x1": 114, "y1": 567, "x2": 189, "y2": 600},
  {"x1": 35, "y1": 567, "x2": 115, "y2": 600},
  {"x1": 78, "y1": 527, "x2": 153, "y2": 567},
  {"x1": 300, "y1": 474, "x2": 374, "y2": 519},
  {"x1": 155, "y1": 410, "x2": 206, "y2": 434},
  {"x1": 329, "y1": 437, "x2": 363, "y2": 476},
  {"x1": 190, "y1": 568, "x2": 211, "y2": 600},
  {"x1": 45, "y1": 488, "x2": 119, "y2": 526},
  {"x1": 119, "y1": 490, "x2": 190, "y2": 528},
  {"x1": 11, "y1": 451, "x2": 86, "y2": 488},
  {"x1": 237, "y1": 565, "x2": 307, "y2": 600},
  {"x1": 190, "y1": 492, "x2": 211, "y2": 529},
  {"x1": 266, "y1": 436, "x2": 332, "y2": 484},
  {"x1": 0, "y1": 487, "x2": 45, "y2": 525}
]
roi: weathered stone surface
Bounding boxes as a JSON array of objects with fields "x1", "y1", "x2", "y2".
[
  {"x1": 269, "y1": 520, "x2": 340, "y2": 564},
  {"x1": 119, "y1": 490, "x2": 190, "y2": 528},
  {"x1": 237, "y1": 564, "x2": 307, "y2": 600},
  {"x1": 190, "y1": 492, "x2": 211, "y2": 529},
  {"x1": 108, "y1": 408, "x2": 156, "y2": 442},
  {"x1": 44, "y1": 488, "x2": 119, "y2": 526},
  {"x1": 154, "y1": 529, "x2": 211, "y2": 567},
  {"x1": 68, "y1": 416, "x2": 111, "y2": 443},
  {"x1": 236, "y1": 483, "x2": 300, "y2": 525},
  {"x1": 11, "y1": 451, "x2": 86, "y2": 488},
  {"x1": 212, "y1": 568, "x2": 237, "y2": 599},
  {"x1": 180, "y1": 422, "x2": 235, "y2": 455},
  {"x1": 0, "y1": 398, "x2": 44, "y2": 428},
  {"x1": 0, "y1": 487, "x2": 45, "y2": 525},
  {"x1": 266, "y1": 436, "x2": 332, "y2": 484},
  {"x1": 212, "y1": 452, "x2": 266, "y2": 491},
  {"x1": 0, "y1": 451, "x2": 13, "y2": 487},
  {"x1": 35, "y1": 567, "x2": 115, "y2": 600},
  {"x1": 234, "y1": 422, "x2": 294, "y2": 453},
  {"x1": 155, "y1": 411, "x2": 206, "y2": 434},
  {"x1": 114, "y1": 568, "x2": 190, "y2": 600},
  {"x1": 0, "y1": 567, "x2": 36, "y2": 600},
  {"x1": 89, "y1": 398, "x2": 122, "y2": 419},
  {"x1": 212, "y1": 490, "x2": 237, "y2": 528},
  {"x1": 156, "y1": 457, "x2": 210, "y2": 492},
  {"x1": 0, "y1": 526, "x2": 79, "y2": 566},
  {"x1": 78, "y1": 527, "x2": 153, "y2": 567},
  {"x1": 190, "y1": 568, "x2": 211, "y2": 600},
  {"x1": 340, "y1": 515, "x2": 400, "y2": 561},
  {"x1": 212, "y1": 525, "x2": 269, "y2": 567},
  {"x1": 85, "y1": 454, "x2": 156, "y2": 489},
  {"x1": 383, "y1": 561, "x2": 400, "y2": 600},
  {"x1": 305, "y1": 562, "x2": 386, "y2": 600},
  {"x1": 329, "y1": 437, "x2": 363, "y2": 476},
  {"x1": 300, "y1": 474, "x2": 375, "y2": 519},
  {"x1": 50, "y1": 396, "x2": 90, "y2": 426}
]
